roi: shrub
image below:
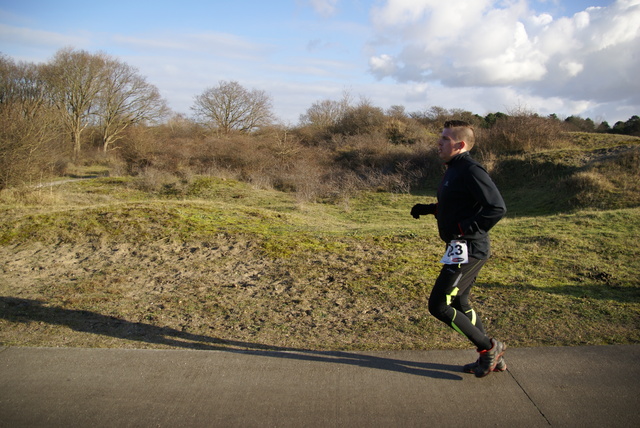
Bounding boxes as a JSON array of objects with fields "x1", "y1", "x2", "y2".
[
  {"x1": 332, "y1": 102, "x2": 386, "y2": 136},
  {"x1": 478, "y1": 109, "x2": 566, "y2": 155},
  {"x1": 116, "y1": 126, "x2": 157, "y2": 175},
  {"x1": 384, "y1": 118, "x2": 429, "y2": 145}
]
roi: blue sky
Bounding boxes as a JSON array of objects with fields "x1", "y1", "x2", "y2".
[{"x1": 1, "y1": 0, "x2": 638, "y2": 125}]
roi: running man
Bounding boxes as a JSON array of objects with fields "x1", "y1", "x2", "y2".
[{"x1": 411, "y1": 120, "x2": 507, "y2": 377}]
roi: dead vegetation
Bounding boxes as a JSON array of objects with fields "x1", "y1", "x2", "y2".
[
  {"x1": 2, "y1": 90, "x2": 640, "y2": 352},
  {"x1": 1, "y1": 154, "x2": 639, "y2": 351}
]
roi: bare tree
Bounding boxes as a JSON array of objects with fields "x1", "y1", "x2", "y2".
[
  {"x1": 43, "y1": 48, "x2": 106, "y2": 161},
  {"x1": 0, "y1": 55, "x2": 61, "y2": 189},
  {"x1": 97, "y1": 58, "x2": 168, "y2": 152},
  {"x1": 299, "y1": 99, "x2": 345, "y2": 129},
  {"x1": 192, "y1": 80, "x2": 273, "y2": 134},
  {"x1": 299, "y1": 91, "x2": 352, "y2": 129}
]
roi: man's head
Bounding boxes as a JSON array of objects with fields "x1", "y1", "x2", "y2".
[{"x1": 438, "y1": 120, "x2": 475, "y2": 162}]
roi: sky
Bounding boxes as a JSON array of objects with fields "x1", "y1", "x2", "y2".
[{"x1": 1, "y1": 0, "x2": 638, "y2": 126}]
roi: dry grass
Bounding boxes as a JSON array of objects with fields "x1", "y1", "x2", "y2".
[
  {"x1": 1, "y1": 131, "x2": 639, "y2": 352},
  {"x1": 1, "y1": 168, "x2": 639, "y2": 352}
]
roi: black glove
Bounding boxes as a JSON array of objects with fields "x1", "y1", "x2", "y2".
[{"x1": 410, "y1": 203, "x2": 436, "y2": 219}]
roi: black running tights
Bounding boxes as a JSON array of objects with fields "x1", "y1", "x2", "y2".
[{"x1": 428, "y1": 257, "x2": 493, "y2": 351}]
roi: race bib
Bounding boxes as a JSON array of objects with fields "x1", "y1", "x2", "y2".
[{"x1": 440, "y1": 240, "x2": 469, "y2": 264}]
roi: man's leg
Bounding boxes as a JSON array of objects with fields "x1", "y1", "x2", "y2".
[
  {"x1": 451, "y1": 283, "x2": 486, "y2": 334},
  {"x1": 452, "y1": 283, "x2": 508, "y2": 373},
  {"x1": 428, "y1": 258, "x2": 492, "y2": 350},
  {"x1": 429, "y1": 257, "x2": 507, "y2": 377}
]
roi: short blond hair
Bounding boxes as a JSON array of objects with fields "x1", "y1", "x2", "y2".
[{"x1": 444, "y1": 120, "x2": 475, "y2": 149}]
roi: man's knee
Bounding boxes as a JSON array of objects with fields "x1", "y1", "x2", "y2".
[{"x1": 428, "y1": 298, "x2": 450, "y2": 322}]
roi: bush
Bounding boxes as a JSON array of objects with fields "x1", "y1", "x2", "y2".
[
  {"x1": 0, "y1": 102, "x2": 65, "y2": 189},
  {"x1": 332, "y1": 103, "x2": 386, "y2": 136},
  {"x1": 478, "y1": 109, "x2": 566, "y2": 155},
  {"x1": 384, "y1": 118, "x2": 429, "y2": 145},
  {"x1": 116, "y1": 126, "x2": 157, "y2": 175}
]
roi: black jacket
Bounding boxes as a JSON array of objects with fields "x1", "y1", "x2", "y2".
[{"x1": 436, "y1": 152, "x2": 506, "y2": 259}]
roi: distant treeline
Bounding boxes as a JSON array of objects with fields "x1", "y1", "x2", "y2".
[{"x1": 1, "y1": 47, "x2": 639, "y2": 194}]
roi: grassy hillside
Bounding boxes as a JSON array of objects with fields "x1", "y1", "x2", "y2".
[{"x1": 1, "y1": 133, "x2": 638, "y2": 352}]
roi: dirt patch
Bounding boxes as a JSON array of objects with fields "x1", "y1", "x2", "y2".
[{"x1": 0, "y1": 234, "x2": 445, "y2": 351}]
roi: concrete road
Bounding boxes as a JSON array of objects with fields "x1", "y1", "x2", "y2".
[{"x1": 1, "y1": 345, "x2": 639, "y2": 427}]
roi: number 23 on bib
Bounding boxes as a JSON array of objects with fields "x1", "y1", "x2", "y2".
[{"x1": 440, "y1": 240, "x2": 469, "y2": 264}]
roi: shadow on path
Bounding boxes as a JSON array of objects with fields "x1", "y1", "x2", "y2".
[{"x1": 1, "y1": 296, "x2": 464, "y2": 380}]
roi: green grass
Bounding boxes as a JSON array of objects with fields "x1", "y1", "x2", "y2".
[{"x1": 1, "y1": 135, "x2": 639, "y2": 351}]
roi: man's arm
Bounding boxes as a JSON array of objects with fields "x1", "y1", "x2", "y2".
[
  {"x1": 458, "y1": 165, "x2": 506, "y2": 235},
  {"x1": 410, "y1": 203, "x2": 437, "y2": 219}
]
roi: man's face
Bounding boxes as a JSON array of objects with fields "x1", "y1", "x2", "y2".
[{"x1": 438, "y1": 128, "x2": 462, "y2": 162}]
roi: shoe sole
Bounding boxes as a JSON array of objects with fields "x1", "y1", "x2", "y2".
[
  {"x1": 463, "y1": 363, "x2": 507, "y2": 374},
  {"x1": 463, "y1": 359, "x2": 507, "y2": 374}
]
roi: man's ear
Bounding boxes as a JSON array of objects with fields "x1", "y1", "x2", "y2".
[{"x1": 457, "y1": 140, "x2": 467, "y2": 151}]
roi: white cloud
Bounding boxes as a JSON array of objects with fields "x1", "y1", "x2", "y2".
[
  {"x1": 588, "y1": 3, "x2": 640, "y2": 51},
  {"x1": 574, "y1": 10, "x2": 591, "y2": 29},
  {"x1": 371, "y1": 0, "x2": 493, "y2": 29},
  {"x1": 366, "y1": 0, "x2": 640, "y2": 121},
  {"x1": 309, "y1": 0, "x2": 340, "y2": 18},
  {"x1": 111, "y1": 35, "x2": 187, "y2": 52},
  {"x1": 559, "y1": 60, "x2": 584, "y2": 77},
  {"x1": 0, "y1": 23, "x2": 88, "y2": 54},
  {"x1": 531, "y1": 12, "x2": 553, "y2": 26},
  {"x1": 2, "y1": 0, "x2": 637, "y2": 126},
  {"x1": 369, "y1": 54, "x2": 396, "y2": 76},
  {"x1": 113, "y1": 31, "x2": 273, "y2": 60},
  {"x1": 369, "y1": 1, "x2": 546, "y2": 85}
]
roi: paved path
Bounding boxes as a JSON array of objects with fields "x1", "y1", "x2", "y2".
[{"x1": 1, "y1": 345, "x2": 639, "y2": 427}]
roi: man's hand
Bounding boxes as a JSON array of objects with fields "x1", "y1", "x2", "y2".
[{"x1": 410, "y1": 203, "x2": 437, "y2": 219}]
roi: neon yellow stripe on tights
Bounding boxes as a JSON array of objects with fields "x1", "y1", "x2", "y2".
[
  {"x1": 446, "y1": 287, "x2": 459, "y2": 306},
  {"x1": 465, "y1": 309, "x2": 477, "y2": 326},
  {"x1": 450, "y1": 308, "x2": 465, "y2": 336}
]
